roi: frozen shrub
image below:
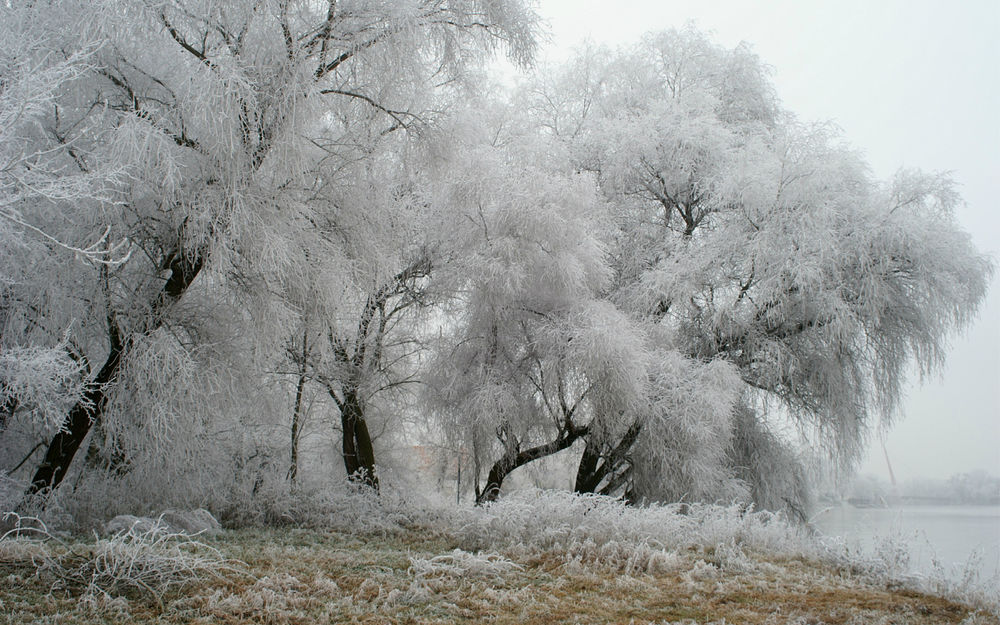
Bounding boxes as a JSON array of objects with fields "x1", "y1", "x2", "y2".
[
  {"x1": 1, "y1": 512, "x2": 243, "y2": 607},
  {"x1": 103, "y1": 509, "x2": 220, "y2": 537},
  {"x1": 104, "y1": 514, "x2": 163, "y2": 536},
  {"x1": 448, "y1": 489, "x2": 819, "y2": 572},
  {"x1": 710, "y1": 539, "x2": 754, "y2": 573},
  {"x1": 408, "y1": 549, "x2": 522, "y2": 583}
]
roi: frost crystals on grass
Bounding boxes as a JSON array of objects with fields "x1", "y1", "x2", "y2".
[{"x1": 1, "y1": 512, "x2": 245, "y2": 609}]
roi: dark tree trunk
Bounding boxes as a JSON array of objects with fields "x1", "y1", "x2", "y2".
[
  {"x1": 288, "y1": 371, "x2": 306, "y2": 483},
  {"x1": 573, "y1": 419, "x2": 643, "y2": 497},
  {"x1": 27, "y1": 343, "x2": 123, "y2": 495},
  {"x1": 325, "y1": 255, "x2": 431, "y2": 494},
  {"x1": 26, "y1": 247, "x2": 203, "y2": 497},
  {"x1": 288, "y1": 327, "x2": 309, "y2": 484},
  {"x1": 340, "y1": 388, "x2": 378, "y2": 490},
  {"x1": 574, "y1": 438, "x2": 604, "y2": 493},
  {"x1": 476, "y1": 427, "x2": 586, "y2": 505}
]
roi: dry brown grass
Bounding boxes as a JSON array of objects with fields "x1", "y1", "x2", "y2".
[{"x1": 2, "y1": 524, "x2": 996, "y2": 625}]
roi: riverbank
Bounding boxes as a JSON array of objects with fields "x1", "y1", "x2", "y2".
[
  {"x1": 2, "y1": 490, "x2": 998, "y2": 624},
  {"x1": 814, "y1": 503, "x2": 1000, "y2": 586}
]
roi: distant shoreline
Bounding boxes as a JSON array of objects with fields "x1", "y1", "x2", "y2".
[{"x1": 836, "y1": 497, "x2": 1000, "y2": 508}]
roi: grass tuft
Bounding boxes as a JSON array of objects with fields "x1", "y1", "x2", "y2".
[{"x1": 1, "y1": 511, "x2": 245, "y2": 612}]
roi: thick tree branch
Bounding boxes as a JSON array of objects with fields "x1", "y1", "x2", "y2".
[
  {"x1": 318, "y1": 89, "x2": 419, "y2": 128},
  {"x1": 478, "y1": 422, "x2": 589, "y2": 504},
  {"x1": 159, "y1": 12, "x2": 214, "y2": 68}
]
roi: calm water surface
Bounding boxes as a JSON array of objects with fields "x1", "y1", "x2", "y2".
[{"x1": 813, "y1": 504, "x2": 1000, "y2": 584}]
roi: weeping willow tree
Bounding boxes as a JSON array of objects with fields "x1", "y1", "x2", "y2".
[
  {"x1": 422, "y1": 112, "x2": 634, "y2": 503},
  {"x1": 0, "y1": 0, "x2": 540, "y2": 514},
  {"x1": 419, "y1": 104, "x2": 747, "y2": 504},
  {"x1": 519, "y1": 26, "x2": 993, "y2": 512}
]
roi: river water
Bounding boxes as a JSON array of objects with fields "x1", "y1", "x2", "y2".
[{"x1": 812, "y1": 504, "x2": 1000, "y2": 586}]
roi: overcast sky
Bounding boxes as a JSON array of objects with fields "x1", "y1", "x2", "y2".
[{"x1": 527, "y1": 0, "x2": 1000, "y2": 482}]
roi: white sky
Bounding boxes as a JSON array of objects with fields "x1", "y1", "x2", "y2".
[{"x1": 527, "y1": 0, "x2": 1000, "y2": 482}]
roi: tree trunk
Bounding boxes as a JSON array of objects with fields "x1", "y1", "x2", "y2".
[
  {"x1": 340, "y1": 388, "x2": 378, "y2": 490},
  {"x1": 288, "y1": 371, "x2": 306, "y2": 483},
  {"x1": 27, "y1": 342, "x2": 123, "y2": 495},
  {"x1": 288, "y1": 327, "x2": 309, "y2": 484},
  {"x1": 574, "y1": 438, "x2": 604, "y2": 493},
  {"x1": 573, "y1": 419, "x2": 643, "y2": 496},
  {"x1": 26, "y1": 247, "x2": 203, "y2": 497},
  {"x1": 476, "y1": 427, "x2": 585, "y2": 505}
]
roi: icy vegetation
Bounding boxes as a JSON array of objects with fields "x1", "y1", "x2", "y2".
[
  {"x1": 2, "y1": 488, "x2": 997, "y2": 623},
  {"x1": 1, "y1": 512, "x2": 240, "y2": 612},
  {"x1": 0, "y1": 1, "x2": 995, "y2": 622}
]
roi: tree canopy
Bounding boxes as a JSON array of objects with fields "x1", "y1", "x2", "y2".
[
  {"x1": 0, "y1": 8, "x2": 991, "y2": 525},
  {"x1": 513, "y1": 26, "x2": 991, "y2": 511}
]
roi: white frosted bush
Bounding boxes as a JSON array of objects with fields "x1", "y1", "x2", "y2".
[
  {"x1": 829, "y1": 529, "x2": 1000, "y2": 617},
  {"x1": 448, "y1": 489, "x2": 819, "y2": 572},
  {"x1": 247, "y1": 480, "x2": 416, "y2": 533},
  {"x1": 102, "y1": 514, "x2": 154, "y2": 535},
  {"x1": 408, "y1": 549, "x2": 522, "y2": 583},
  {"x1": 0, "y1": 512, "x2": 243, "y2": 607}
]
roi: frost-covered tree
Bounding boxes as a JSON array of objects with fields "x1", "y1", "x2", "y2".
[
  {"x1": 3, "y1": 3, "x2": 988, "y2": 525},
  {"x1": 522, "y1": 26, "x2": 992, "y2": 511},
  {"x1": 422, "y1": 111, "x2": 620, "y2": 502},
  {"x1": 0, "y1": 0, "x2": 540, "y2": 507},
  {"x1": 0, "y1": 6, "x2": 129, "y2": 487},
  {"x1": 264, "y1": 108, "x2": 436, "y2": 491},
  {"x1": 421, "y1": 106, "x2": 745, "y2": 504}
]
